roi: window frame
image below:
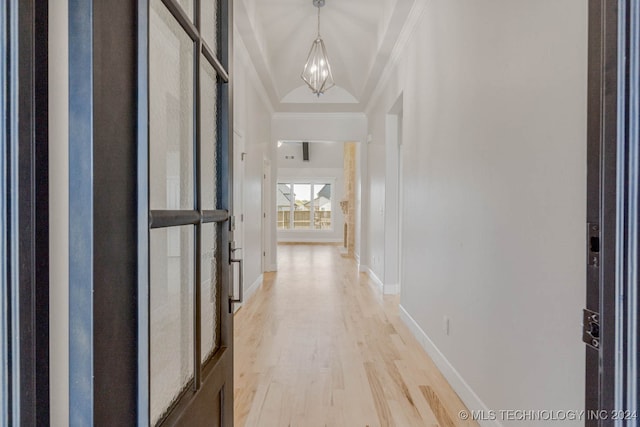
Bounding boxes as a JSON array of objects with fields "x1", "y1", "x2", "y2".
[{"x1": 276, "y1": 177, "x2": 336, "y2": 233}]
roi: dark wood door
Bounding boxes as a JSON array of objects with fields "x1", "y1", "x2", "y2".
[
  {"x1": 66, "y1": 0, "x2": 234, "y2": 424},
  {"x1": 145, "y1": 0, "x2": 234, "y2": 425}
]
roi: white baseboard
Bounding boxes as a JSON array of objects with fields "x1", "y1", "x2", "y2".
[
  {"x1": 354, "y1": 252, "x2": 361, "y2": 264},
  {"x1": 365, "y1": 269, "x2": 399, "y2": 295},
  {"x1": 383, "y1": 283, "x2": 400, "y2": 295},
  {"x1": 264, "y1": 263, "x2": 277, "y2": 272},
  {"x1": 398, "y1": 305, "x2": 501, "y2": 427},
  {"x1": 277, "y1": 237, "x2": 343, "y2": 243},
  {"x1": 358, "y1": 263, "x2": 368, "y2": 273},
  {"x1": 244, "y1": 274, "x2": 263, "y2": 304},
  {"x1": 367, "y1": 268, "x2": 384, "y2": 292}
]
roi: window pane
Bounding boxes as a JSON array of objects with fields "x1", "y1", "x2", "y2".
[
  {"x1": 150, "y1": 226, "x2": 194, "y2": 425},
  {"x1": 177, "y1": 0, "x2": 194, "y2": 22},
  {"x1": 293, "y1": 184, "x2": 312, "y2": 229},
  {"x1": 277, "y1": 183, "x2": 292, "y2": 230},
  {"x1": 201, "y1": 56, "x2": 217, "y2": 210},
  {"x1": 313, "y1": 184, "x2": 331, "y2": 230},
  {"x1": 201, "y1": 0, "x2": 218, "y2": 54},
  {"x1": 201, "y1": 223, "x2": 219, "y2": 362},
  {"x1": 150, "y1": 0, "x2": 194, "y2": 210}
]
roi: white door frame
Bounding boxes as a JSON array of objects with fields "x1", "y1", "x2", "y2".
[
  {"x1": 383, "y1": 94, "x2": 403, "y2": 295},
  {"x1": 262, "y1": 158, "x2": 272, "y2": 272},
  {"x1": 233, "y1": 128, "x2": 245, "y2": 311}
]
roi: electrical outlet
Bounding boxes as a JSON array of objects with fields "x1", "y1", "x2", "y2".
[{"x1": 444, "y1": 316, "x2": 450, "y2": 336}]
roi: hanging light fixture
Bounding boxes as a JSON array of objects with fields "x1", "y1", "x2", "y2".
[{"x1": 301, "y1": 0, "x2": 335, "y2": 97}]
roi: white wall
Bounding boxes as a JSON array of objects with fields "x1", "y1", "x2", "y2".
[
  {"x1": 49, "y1": 0, "x2": 69, "y2": 425},
  {"x1": 234, "y1": 26, "x2": 273, "y2": 291},
  {"x1": 365, "y1": 1, "x2": 587, "y2": 425},
  {"x1": 272, "y1": 113, "x2": 367, "y2": 143},
  {"x1": 277, "y1": 140, "x2": 343, "y2": 169}
]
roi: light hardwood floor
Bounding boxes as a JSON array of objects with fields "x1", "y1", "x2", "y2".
[{"x1": 234, "y1": 244, "x2": 478, "y2": 427}]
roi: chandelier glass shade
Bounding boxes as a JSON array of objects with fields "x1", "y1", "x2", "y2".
[{"x1": 301, "y1": 0, "x2": 335, "y2": 96}]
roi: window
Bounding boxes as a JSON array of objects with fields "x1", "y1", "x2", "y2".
[{"x1": 277, "y1": 182, "x2": 332, "y2": 231}]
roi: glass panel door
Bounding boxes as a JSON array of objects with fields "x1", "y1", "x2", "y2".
[{"x1": 146, "y1": 0, "x2": 232, "y2": 425}]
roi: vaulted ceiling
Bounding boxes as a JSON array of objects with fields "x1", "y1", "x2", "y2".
[{"x1": 235, "y1": 0, "x2": 417, "y2": 112}]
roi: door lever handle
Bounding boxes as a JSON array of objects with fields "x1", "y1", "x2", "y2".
[{"x1": 229, "y1": 257, "x2": 243, "y2": 309}]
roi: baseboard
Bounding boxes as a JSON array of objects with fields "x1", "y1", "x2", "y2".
[
  {"x1": 277, "y1": 238, "x2": 343, "y2": 243},
  {"x1": 367, "y1": 268, "x2": 384, "y2": 292},
  {"x1": 365, "y1": 269, "x2": 399, "y2": 295},
  {"x1": 383, "y1": 283, "x2": 400, "y2": 295},
  {"x1": 354, "y1": 252, "x2": 360, "y2": 264},
  {"x1": 244, "y1": 274, "x2": 263, "y2": 304},
  {"x1": 398, "y1": 305, "x2": 501, "y2": 427},
  {"x1": 358, "y1": 263, "x2": 368, "y2": 273}
]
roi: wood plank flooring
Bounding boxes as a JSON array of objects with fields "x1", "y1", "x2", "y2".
[{"x1": 234, "y1": 244, "x2": 478, "y2": 427}]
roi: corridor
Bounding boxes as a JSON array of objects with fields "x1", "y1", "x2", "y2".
[{"x1": 234, "y1": 244, "x2": 478, "y2": 427}]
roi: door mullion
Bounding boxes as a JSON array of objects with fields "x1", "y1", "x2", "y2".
[
  {"x1": 193, "y1": 28, "x2": 203, "y2": 390},
  {"x1": 290, "y1": 184, "x2": 294, "y2": 229},
  {"x1": 310, "y1": 183, "x2": 315, "y2": 230}
]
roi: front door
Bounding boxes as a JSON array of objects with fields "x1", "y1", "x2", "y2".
[
  {"x1": 146, "y1": 0, "x2": 234, "y2": 425},
  {"x1": 67, "y1": 0, "x2": 234, "y2": 425}
]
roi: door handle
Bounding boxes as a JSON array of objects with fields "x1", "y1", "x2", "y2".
[{"x1": 229, "y1": 245, "x2": 243, "y2": 308}]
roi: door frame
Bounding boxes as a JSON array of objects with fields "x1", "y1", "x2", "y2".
[
  {"x1": 383, "y1": 94, "x2": 403, "y2": 295},
  {"x1": 233, "y1": 128, "x2": 245, "y2": 311},
  {"x1": 262, "y1": 158, "x2": 272, "y2": 272},
  {"x1": 586, "y1": 0, "x2": 639, "y2": 421},
  {"x1": 1, "y1": 0, "x2": 49, "y2": 424}
]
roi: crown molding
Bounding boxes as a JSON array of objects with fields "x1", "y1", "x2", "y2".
[{"x1": 365, "y1": 0, "x2": 427, "y2": 115}]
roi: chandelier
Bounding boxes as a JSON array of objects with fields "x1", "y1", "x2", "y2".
[{"x1": 301, "y1": 0, "x2": 335, "y2": 96}]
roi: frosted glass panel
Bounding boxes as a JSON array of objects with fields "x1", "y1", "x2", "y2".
[
  {"x1": 201, "y1": 0, "x2": 218, "y2": 53},
  {"x1": 150, "y1": 0, "x2": 194, "y2": 210},
  {"x1": 150, "y1": 226, "x2": 194, "y2": 425},
  {"x1": 201, "y1": 56, "x2": 218, "y2": 210},
  {"x1": 177, "y1": 0, "x2": 194, "y2": 21},
  {"x1": 201, "y1": 223, "x2": 219, "y2": 362}
]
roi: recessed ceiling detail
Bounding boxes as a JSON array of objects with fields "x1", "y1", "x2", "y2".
[{"x1": 235, "y1": 0, "x2": 416, "y2": 112}]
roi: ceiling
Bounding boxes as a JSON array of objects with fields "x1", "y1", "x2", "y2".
[{"x1": 235, "y1": 0, "x2": 417, "y2": 112}]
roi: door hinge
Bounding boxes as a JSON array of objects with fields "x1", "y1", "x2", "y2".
[
  {"x1": 240, "y1": 214, "x2": 244, "y2": 222},
  {"x1": 583, "y1": 308, "x2": 600, "y2": 349},
  {"x1": 263, "y1": 213, "x2": 266, "y2": 218},
  {"x1": 587, "y1": 223, "x2": 600, "y2": 268},
  {"x1": 263, "y1": 251, "x2": 266, "y2": 257}
]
